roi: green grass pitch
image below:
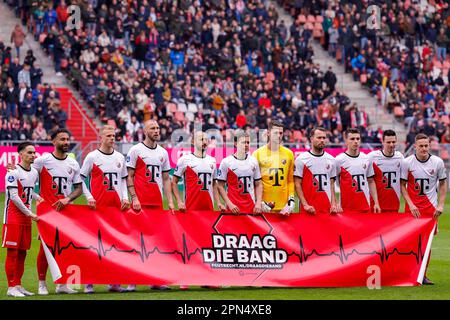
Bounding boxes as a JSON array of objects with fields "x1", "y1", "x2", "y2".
[{"x1": 0, "y1": 193, "x2": 449, "y2": 300}]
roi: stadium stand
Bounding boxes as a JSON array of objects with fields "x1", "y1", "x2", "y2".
[{"x1": 2, "y1": 0, "x2": 382, "y2": 146}]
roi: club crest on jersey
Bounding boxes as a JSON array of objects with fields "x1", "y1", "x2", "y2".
[
  {"x1": 429, "y1": 169, "x2": 435, "y2": 175},
  {"x1": 326, "y1": 164, "x2": 330, "y2": 170},
  {"x1": 251, "y1": 165, "x2": 255, "y2": 172},
  {"x1": 117, "y1": 162, "x2": 121, "y2": 168},
  {"x1": 68, "y1": 168, "x2": 73, "y2": 174},
  {"x1": 210, "y1": 164, "x2": 214, "y2": 170},
  {"x1": 281, "y1": 159, "x2": 286, "y2": 165},
  {"x1": 126, "y1": 156, "x2": 130, "y2": 162},
  {"x1": 363, "y1": 164, "x2": 367, "y2": 169},
  {"x1": 160, "y1": 157, "x2": 164, "y2": 162},
  {"x1": 7, "y1": 175, "x2": 15, "y2": 183}
]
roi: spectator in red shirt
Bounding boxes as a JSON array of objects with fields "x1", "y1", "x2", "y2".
[
  {"x1": 236, "y1": 110, "x2": 247, "y2": 128},
  {"x1": 258, "y1": 92, "x2": 271, "y2": 109},
  {"x1": 56, "y1": 1, "x2": 69, "y2": 29}
]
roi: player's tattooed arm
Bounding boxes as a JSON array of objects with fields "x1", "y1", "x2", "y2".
[
  {"x1": 127, "y1": 167, "x2": 141, "y2": 211},
  {"x1": 53, "y1": 183, "x2": 82, "y2": 211}
]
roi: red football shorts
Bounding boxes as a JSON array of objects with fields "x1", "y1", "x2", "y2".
[{"x1": 1, "y1": 224, "x2": 32, "y2": 250}]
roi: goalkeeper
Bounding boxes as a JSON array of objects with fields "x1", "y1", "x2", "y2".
[{"x1": 252, "y1": 120, "x2": 296, "y2": 215}]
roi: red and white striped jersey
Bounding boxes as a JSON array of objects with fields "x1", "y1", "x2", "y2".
[
  {"x1": 367, "y1": 150, "x2": 404, "y2": 212},
  {"x1": 126, "y1": 143, "x2": 171, "y2": 208},
  {"x1": 3, "y1": 165, "x2": 39, "y2": 225},
  {"x1": 401, "y1": 154, "x2": 447, "y2": 214},
  {"x1": 32, "y1": 153, "x2": 82, "y2": 203},
  {"x1": 336, "y1": 152, "x2": 374, "y2": 213},
  {"x1": 294, "y1": 151, "x2": 337, "y2": 214},
  {"x1": 216, "y1": 154, "x2": 261, "y2": 213},
  {"x1": 173, "y1": 153, "x2": 217, "y2": 211},
  {"x1": 81, "y1": 149, "x2": 128, "y2": 208}
]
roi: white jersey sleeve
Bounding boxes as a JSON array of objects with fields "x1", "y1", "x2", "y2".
[
  {"x1": 126, "y1": 146, "x2": 138, "y2": 169},
  {"x1": 173, "y1": 156, "x2": 187, "y2": 179},
  {"x1": 80, "y1": 153, "x2": 94, "y2": 178},
  {"x1": 251, "y1": 156, "x2": 262, "y2": 180},
  {"x1": 400, "y1": 158, "x2": 409, "y2": 181},
  {"x1": 216, "y1": 158, "x2": 229, "y2": 181},
  {"x1": 32, "y1": 156, "x2": 44, "y2": 173},
  {"x1": 293, "y1": 157, "x2": 305, "y2": 178},
  {"x1": 120, "y1": 154, "x2": 129, "y2": 201},
  {"x1": 162, "y1": 149, "x2": 171, "y2": 172},
  {"x1": 437, "y1": 158, "x2": 447, "y2": 181}
]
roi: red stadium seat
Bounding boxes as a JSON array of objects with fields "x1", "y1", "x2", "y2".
[
  {"x1": 297, "y1": 14, "x2": 306, "y2": 24},
  {"x1": 175, "y1": 112, "x2": 185, "y2": 122},
  {"x1": 177, "y1": 102, "x2": 188, "y2": 112},
  {"x1": 394, "y1": 106, "x2": 404, "y2": 118},
  {"x1": 293, "y1": 130, "x2": 303, "y2": 142},
  {"x1": 305, "y1": 22, "x2": 314, "y2": 30},
  {"x1": 167, "y1": 102, "x2": 177, "y2": 114},
  {"x1": 107, "y1": 119, "x2": 117, "y2": 128},
  {"x1": 440, "y1": 147, "x2": 449, "y2": 161},
  {"x1": 307, "y1": 15, "x2": 316, "y2": 23}
]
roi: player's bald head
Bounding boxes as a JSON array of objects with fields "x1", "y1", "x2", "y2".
[
  {"x1": 144, "y1": 119, "x2": 159, "y2": 130},
  {"x1": 193, "y1": 130, "x2": 207, "y2": 141},
  {"x1": 144, "y1": 120, "x2": 161, "y2": 142},
  {"x1": 192, "y1": 131, "x2": 208, "y2": 152}
]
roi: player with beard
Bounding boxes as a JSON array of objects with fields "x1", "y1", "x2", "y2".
[
  {"x1": 80, "y1": 125, "x2": 130, "y2": 294},
  {"x1": 367, "y1": 130, "x2": 404, "y2": 212},
  {"x1": 10, "y1": 129, "x2": 83, "y2": 295},
  {"x1": 335, "y1": 128, "x2": 381, "y2": 213},
  {"x1": 401, "y1": 133, "x2": 447, "y2": 285},
  {"x1": 3, "y1": 142, "x2": 41, "y2": 297},
  {"x1": 215, "y1": 130, "x2": 263, "y2": 214},
  {"x1": 294, "y1": 127, "x2": 341, "y2": 215},
  {"x1": 125, "y1": 120, "x2": 174, "y2": 292},
  {"x1": 172, "y1": 131, "x2": 217, "y2": 290}
]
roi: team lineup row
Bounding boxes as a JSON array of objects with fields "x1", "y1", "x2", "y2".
[{"x1": 2, "y1": 120, "x2": 448, "y2": 296}]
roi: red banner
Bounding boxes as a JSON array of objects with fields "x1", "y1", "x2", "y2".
[
  {"x1": 37, "y1": 203, "x2": 436, "y2": 287},
  {"x1": 0, "y1": 146, "x2": 53, "y2": 192}
]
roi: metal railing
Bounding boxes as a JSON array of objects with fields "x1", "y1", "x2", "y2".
[{"x1": 67, "y1": 96, "x2": 99, "y2": 140}]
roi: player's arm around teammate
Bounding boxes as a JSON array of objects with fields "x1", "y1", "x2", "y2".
[{"x1": 3, "y1": 143, "x2": 41, "y2": 297}]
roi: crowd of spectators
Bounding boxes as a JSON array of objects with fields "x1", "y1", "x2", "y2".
[
  {"x1": 0, "y1": 21, "x2": 68, "y2": 141},
  {"x1": 279, "y1": 0, "x2": 450, "y2": 153},
  {"x1": 2, "y1": 0, "x2": 384, "y2": 146}
]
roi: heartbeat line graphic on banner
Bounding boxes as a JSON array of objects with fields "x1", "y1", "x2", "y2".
[
  {"x1": 46, "y1": 228, "x2": 202, "y2": 263},
  {"x1": 288, "y1": 235, "x2": 425, "y2": 265},
  {"x1": 45, "y1": 228, "x2": 425, "y2": 266}
]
